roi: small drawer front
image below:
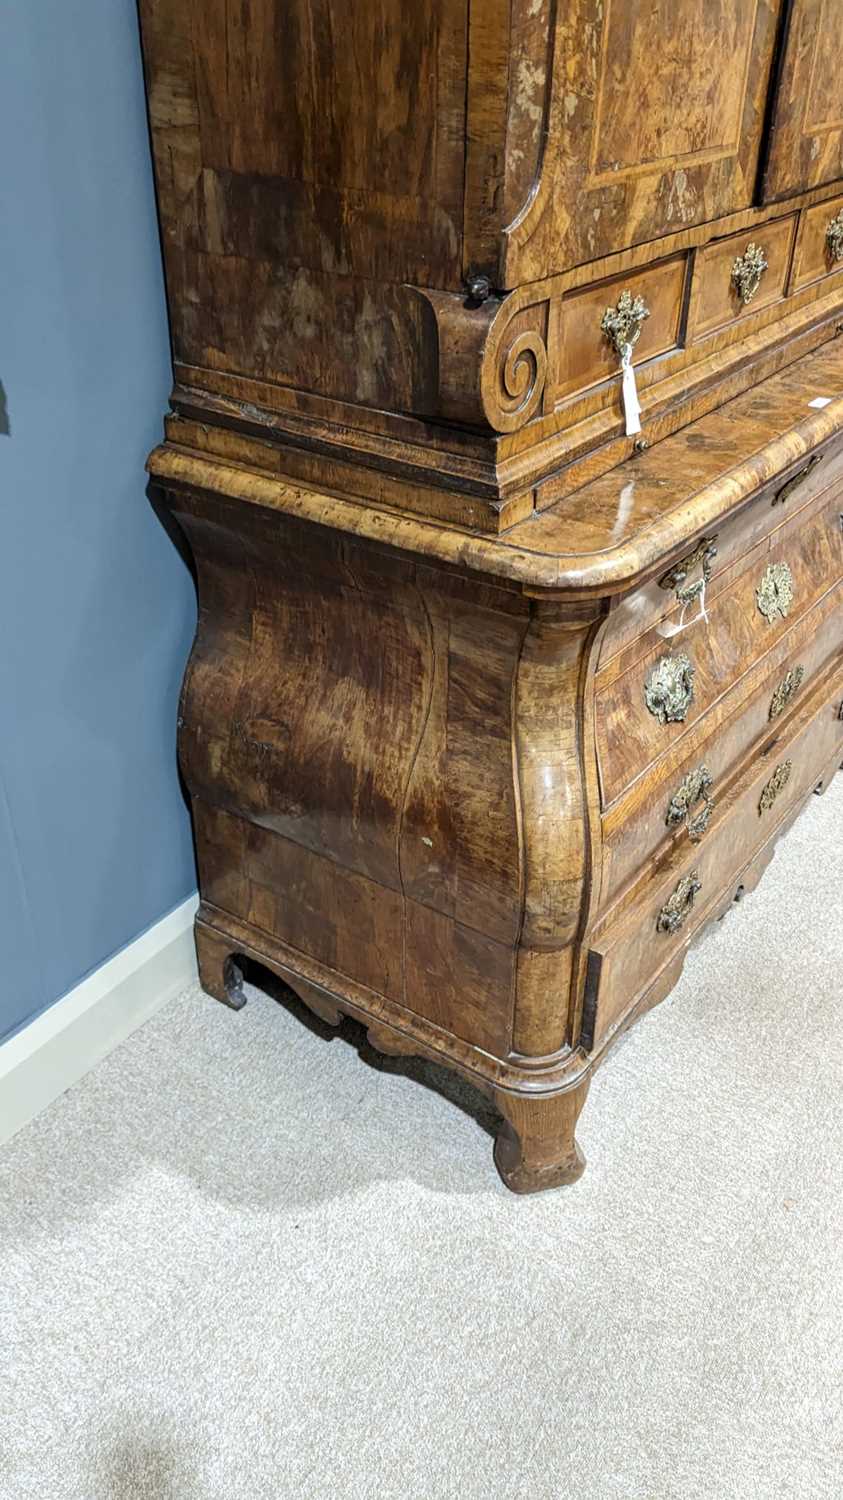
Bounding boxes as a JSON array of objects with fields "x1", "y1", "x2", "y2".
[
  {"x1": 688, "y1": 215, "x2": 797, "y2": 342},
  {"x1": 600, "y1": 588, "x2": 843, "y2": 910},
  {"x1": 548, "y1": 254, "x2": 688, "y2": 404},
  {"x1": 790, "y1": 195, "x2": 843, "y2": 293},
  {"x1": 598, "y1": 435, "x2": 843, "y2": 670},
  {"x1": 586, "y1": 666, "x2": 843, "y2": 1047},
  {"x1": 595, "y1": 489, "x2": 843, "y2": 807}
]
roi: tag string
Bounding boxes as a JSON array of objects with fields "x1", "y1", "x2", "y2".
[{"x1": 620, "y1": 342, "x2": 642, "y2": 437}]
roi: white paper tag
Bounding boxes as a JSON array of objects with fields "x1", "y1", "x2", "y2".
[
  {"x1": 658, "y1": 576, "x2": 709, "y2": 640},
  {"x1": 808, "y1": 396, "x2": 832, "y2": 409},
  {"x1": 620, "y1": 343, "x2": 641, "y2": 436}
]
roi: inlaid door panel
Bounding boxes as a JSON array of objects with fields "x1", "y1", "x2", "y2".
[
  {"x1": 502, "y1": 0, "x2": 782, "y2": 286},
  {"x1": 762, "y1": 0, "x2": 843, "y2": 200}
]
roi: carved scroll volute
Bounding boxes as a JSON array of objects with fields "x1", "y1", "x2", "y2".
[
  {"x1": 407, "y1": 286, "x2": 499, "y2": 428},
  {"x1": 408, "y1": 287, "x2": 549, "y2": 434},
  {"x1": 481, "y1": 302, "x2": 550, "y2": 432}
]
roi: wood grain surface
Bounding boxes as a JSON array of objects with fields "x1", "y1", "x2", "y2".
[
  {"x1": 138, "y1": 2, "x2": 843, "y2": 1190},
  {"x1": 135, "y1": 0, "x2": 843, "y2": 533},
  {"x1": 763, "y1": 0, "x2": 843, "y2": 201}
]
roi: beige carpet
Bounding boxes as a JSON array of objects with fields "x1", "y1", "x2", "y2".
[{"x1": 1, "y1": 780, "x2": 842, "y2": 1500}]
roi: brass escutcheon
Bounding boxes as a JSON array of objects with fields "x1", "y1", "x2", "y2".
[
  {"x1": 759, "y1": 759, "x2": 793, "y2": 815},
  {"x1": 731, "y1": 242, "x2": 768, "y2": 305},
  {"x1": 600, "y1": 290, "x2": 650, "y2": 359},
  {"x1": 665, "y1": 763, "x2": 715, "y2": 842},
  {"x1": 768, "y1": 665, "x2": 805, "y2": 720},
  {"x1": 756, "y1": 561, "x2": 795, "y2": 622},
  {"x1": 827, "y1": 210, "x2": 843, "y2": 265},
  {"x1": 657, "y1": 871, "x2": 702, "y2": 935},
  {"x1": 658, "y1": 535, "x2": 719, "y2": 606},
  {"x1": 644, "y1": 652, "x2": 696, "y2": 724},
  {"x1": 772, "y1": 454, "x2": 820, "y2": 506}
]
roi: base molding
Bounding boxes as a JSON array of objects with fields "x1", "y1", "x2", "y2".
[
  {"x1": 194, "y1": 905, "x2": 594, "y2": 1196},
  {"x1": 194, "y1": 903, "x2": 589, "y2": 1095},
  {"x1": 0, "y1": 894, "x2": 199, "y2": 1146}
]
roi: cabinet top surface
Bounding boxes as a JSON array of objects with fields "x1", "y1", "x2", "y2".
[{"x1": 152, "y1": 341, "x2": 843, "y2": 595}]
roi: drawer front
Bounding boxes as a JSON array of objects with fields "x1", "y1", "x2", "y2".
[
  {"x1": 586, "y1": 667, "x2": 843, "y2": 1047},
  {"x1": 688, "y1": 215, "x2": 797, "y2": 342},
  {"x1": 595, "y1": 488, "x2": 843, "y2": 806},
  {"x1": 790, "y1": 195, "x2": 843, "y2": 293},
  {"x1": 547, "y1": 255, "x2": 688, "y2": 406},
  {"x1": 600, "y1": 587, "x2": 843, "y2": 910},
  {"x1": 598, "y1": 434, "x2": 843, "y2": 669}
]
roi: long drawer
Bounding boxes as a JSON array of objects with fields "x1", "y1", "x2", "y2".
[
  {"x1": 598, "y1": 433, "x2": 843, "y2": 669},
  {"x1": 599, "y1": 586, "x2": 843, "y2": 912},
  {"x1": 595, "y1": 485, "x2": 843, "y2": 806},
  {"x1": 584, "y1": 661, "x2": 843, "y2": 1049}
]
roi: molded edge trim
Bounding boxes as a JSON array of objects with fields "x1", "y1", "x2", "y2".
[
  {"x1": 150, "y1": 373, "x2": 843, "y2": 595},
  {"x1": 196, "y1": 900, "x2": 594, "y2": 1098}
]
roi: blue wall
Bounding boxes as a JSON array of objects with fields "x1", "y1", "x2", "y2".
[{"x1": 0, "y1": 1, "x2": 197, "y2": 1042}]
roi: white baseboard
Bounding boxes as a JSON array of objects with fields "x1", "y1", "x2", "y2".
[{"x1": 0, "y1": 893, "x2": 199, "y2": 1146}]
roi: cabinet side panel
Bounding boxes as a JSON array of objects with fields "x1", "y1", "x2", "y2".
[
  {"x1": 137, "y1": 0, "x2": 469, "y2": 409},
  {"x1": 172, "y1": 493, "x2": 434, "y2": 891},
  {"x1": 169, "y1": 485, "x2": 527, "y2": 1058}
]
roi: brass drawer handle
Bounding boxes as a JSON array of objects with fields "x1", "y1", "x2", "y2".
[
  {"x1": 772, "y1": 454, "x2": 820, "y2": 506},
  {"x1": 732, "y1": 242, "x2": 768, "y2": 305},
  {"x1": 658, "y1": 535, "x2": 719, "y2": 605},
  {"x1": 769, "y1": 665, "x2": 805, "y2": 720},
  {"x1": 600, "y1": 289, "x2": 650, "y2": 358},
  {"x1": 759, "y1": 759, "x2": 793, "y2": 815},
  {"x1": 666, "y1": 763, "x2": 715, "y2": 842},
  {"x1": 644, "y1": 652, "x2": 696, "y2": 724},
  {"x1": 657, "y1": 871, "x2": 702, "y2": 934},
  {"x1": 756, "y1": 561, "x2": 795, "y2": 622},
  {"x1": 827, "y1": 210, "x2": 843, "y2": 265}
]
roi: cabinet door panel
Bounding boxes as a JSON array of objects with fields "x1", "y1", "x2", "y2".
[
  {"x1": 763, "y1": 0, "x2": 843, "y2": 200},
  {"x1": 502, "y1": 0, "x2": 781, "y2": 286}
]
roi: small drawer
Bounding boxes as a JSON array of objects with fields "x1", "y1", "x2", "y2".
[
  {"x1": 598, "y1": 433, "x2": 843, "y2": 669},
  {"x1": 688, "y1": 215, "x2": 797, "y2": 342},
  {"x1": 595, "y1": 487, "x2": 843, "y2": 807},
  {"x1": 585, "y1": 663, "x2": 843, "y2": 1048},
  {"x1": 547, "y1": 254, "x2": 688, "y2": 404},
  {"x1": 599, "y1": 587, "x2": 843, "y2": 910},
  {"x1": 790, "y1": 195, "x2": 843, "y2": 293}
]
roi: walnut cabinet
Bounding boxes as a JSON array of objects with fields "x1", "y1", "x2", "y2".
[{"x1": 138, "y1": 0, "x2": 843, "y2": 1191}]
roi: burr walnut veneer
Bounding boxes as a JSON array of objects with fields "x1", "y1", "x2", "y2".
[{"x1": 139, "y1": 0, "x2": 843, "y2": 1191}]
